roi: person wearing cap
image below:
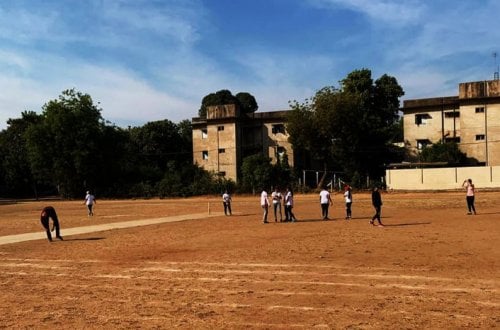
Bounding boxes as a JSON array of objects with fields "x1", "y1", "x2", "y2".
[
  {"x1": 40, "y1": 206, "x2": 63, "y2": 242},
  {"x1": 84, "y1": 190, "x2": 96, "y2": 216}
]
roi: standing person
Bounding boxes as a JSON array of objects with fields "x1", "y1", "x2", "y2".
[
  {"x1": 84, "y1": 191, "x2": 96, "y2": 216},
  {"x1": 222, "y1": 190, "x2": 232, "y2": 216},
  {"x1": 271, "y1": 187, "x2": 283, "y2": 222},
  {"x1": 284, "y1": 187, "x2": 297, "y2": 222},
  {"x1": 40, "y1": 206, "x2": 63, "y2": 242},
  {"x1": 319, "y1": 186, "x2": 333, "y2": 220},
  {"x1": 344, "y1": 185, "x2": 353, "y2": 220},
  {"x1": 370, "y1": 187, "x2": 384, "y2": 226},
  {"x1": 261, "y1": 188, "x2": 270, "y2": 224},
  {"x1": 462, "y1": 178, "x2": 477, "y2": 215}
]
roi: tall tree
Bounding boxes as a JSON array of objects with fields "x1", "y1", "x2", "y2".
[
  {"x1": 198, "y1": 90, "x2": 258, "y2": 117},
  {"x1": 26, "y1": 89, "x2": 105, "y2": 197},
  {"x1": 198, "y1": 90, "x2": 237, "y2": 117},
  {"x1": 235, "y1": 92, "x2": 258, "y2": 114},
  {"x1": 240, "y1": 154, "x2": 273, "y2": 194},
  {"x1": 0, "y1": 111, "x2": 42, "y2": 197},
  {"x1": 287, "y1": 69, "x2": 405, "y2": 185}
]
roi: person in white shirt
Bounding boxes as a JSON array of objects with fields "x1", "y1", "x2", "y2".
[
  {"x1": 319, "y1": 187, "x2": 333, "y2": 220},
  {"x1": 261, "y1": 189, "x2": 269, "y2": 223},
  {"x1": 222, "y1": 191, "x2": 232, "y2": 216},
  {"x1": 271, "y1": 187, "x2": 283, "y2": 222},
  {"x1": 84, "y1": 191, "x2": 96, "y2": 216},
  {"x1": 343, "y1": 185, "x2": 353, "y2": 220},
  {"x1": 284, "y1": 187, "x2": 296, "y2": 222}
]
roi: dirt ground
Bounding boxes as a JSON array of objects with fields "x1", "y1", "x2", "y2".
[{"x1": 0, "y1": 191, "x2": 498, "y2": 329}]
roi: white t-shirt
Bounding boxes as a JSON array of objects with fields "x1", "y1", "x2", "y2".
[
  {"x1": 85, "y1": 194, "x2": 95, "y2": 205},
  {"x1": 260, "y1": 191, "x2": 269, "y2": 206},
  {"x1": 285, "y1": 191, "x2": 293, "y2": 206},
  {"x1": 344, "y1": 190, "x2": 352, "y2": 203},
  {"x1": 319, "y1": 190, "x2": 330, "y2": 204},
  {"x1": 271, "y1": 191, "x2": 282, "y2": 204},
  {"x1": 222, "y1": 193, "x2": 231, "y2": 203}
]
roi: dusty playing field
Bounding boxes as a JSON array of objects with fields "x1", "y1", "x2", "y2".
[{"x1": 0, "y1": 191, "x2": 499, "y2": 329}]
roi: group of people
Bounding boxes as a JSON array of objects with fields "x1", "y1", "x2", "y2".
[
  {"x1": 221, "y1": 185, "x2": 384, "y2": 225},
  {"x1": 39, "y1": 190, "x2": 97, "y2": 242},
  {"x1": 260, "y1": 187, "x2": 297, "y2": 223},
  {"x1": 41, "y1": 179, "x2": 478, "y2": 242}
]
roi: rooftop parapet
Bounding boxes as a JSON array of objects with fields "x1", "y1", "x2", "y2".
[{"x1": 459, "y1": 80, "x2": 500, "y2": 99}]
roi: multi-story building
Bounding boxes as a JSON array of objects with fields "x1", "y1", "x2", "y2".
[
  {"x1": 192, "y1": 104, "x2": 293, "y2": 182},
  {"x1": 402, "y1": 79, "x2": 500, "y2": 165}
]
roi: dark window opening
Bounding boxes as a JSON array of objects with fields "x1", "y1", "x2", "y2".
[
  {"x1": 415, "y1": 113, "x2": 431, "y2": 125},
  {"x1": 444, "y1": 111, "x2": 460, "y2": 118},
  {"x1": 272, "y1": 124, "x2": 286, "y2": 134}
]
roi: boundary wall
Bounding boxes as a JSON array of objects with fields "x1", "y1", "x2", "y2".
[{"x1": 386, "y1": 166, "x2": 500, "y2": 190}]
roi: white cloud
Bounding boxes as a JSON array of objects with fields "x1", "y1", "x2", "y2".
[{"x1": 308, "y1": 0, "x2": 425, "y2": 25}]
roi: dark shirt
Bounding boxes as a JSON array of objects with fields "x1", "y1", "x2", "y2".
[
  {"x1": 41, "y1": 206, "x2": 58, "y2": 221},
  {"x1": 371, "y1": 190, "x2": 382, "y2": 207}
]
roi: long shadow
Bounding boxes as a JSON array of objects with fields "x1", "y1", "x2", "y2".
[
  {"x1": 63, "y1": 237, "x2": 105, "y2": 241},
  {"x1": 383, "y1": 222, "x2": 431, "y2": 227},
  {"x1": 469, "y1": 211, "x2": 500, "y2": 216}
]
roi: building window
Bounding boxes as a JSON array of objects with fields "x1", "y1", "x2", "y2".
[
  {"x1": 217, "y1": 126, "x2": 224, "y2": 131},
  {"x1": 218, "y1": 171, "x2": 226, "y2": 177},
  {"x1": 444, "y1": 111, "x2": 460, "y2": 118},
  {"x1": 201, "y1": 128, "x2": 207, "y2": 139},
  {"x1": 444, "y1": 137, "x2": 461, "y2": 143},
  {"x1": 415, "y1": 113, "x2": 431, "y2": 125},
  {"x1": 202, "y1": 151, "x2": 208, "y2": 160},
  {"x1": 416, "y1": 139, "x2": 431, "y2": 150},
  {"x1": 272, "y1": 124, "x2": 286, "y2": 135},
  {"x1": 475, "y1": 134, "x2": 485, "y2": 141},
  {"x1": 475, "y1": 107, "x2": 485, "y2": 113},
  {"x1": 218, "y1": 148, "x2": 225, "y2": 154}
]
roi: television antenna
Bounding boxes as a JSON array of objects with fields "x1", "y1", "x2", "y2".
[{"x1": 494, "y1": 52, "x2": 499, "y2": 80}]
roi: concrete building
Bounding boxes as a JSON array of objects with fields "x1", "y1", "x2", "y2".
[
  {"x1": 402, "y1": 79, "x2": 500, "y2": 165},
  {"x1": 192, "y1": 105, "x2": 293, "y2": 182}
]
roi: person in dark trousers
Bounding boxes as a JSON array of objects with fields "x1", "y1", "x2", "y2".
[
  {"x1": 319, "y1": 187, "x2": 333, "y2": 220},
  {"x1": 40, "y1": 206, "x2": 63, "y2": 242},
  {"x1": 462, "y1": 178, "x2": 476, "y2": 215},
  {"x1": 344, "y1": 185, "x2": 353, "y2": 220},
  {"x1": 284, "y1": 187, "x2": 297, "y2": 222},
  {"x1": 222, "y1": 190, "x2": 232, "y2": 216},
  {"x1": 370, "y1": 187, "x2": 384, "y2": 226}
]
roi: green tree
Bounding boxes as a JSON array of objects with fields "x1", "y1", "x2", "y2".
[
  {"x1": 240, "y1": 154, "x2": 273, "y2": 194},
  {"x1": 198, "y1": 90, "x2": 258, "y2": 117},
  {"x1": 198, "y1": 90, "x2": 237, "y2": 117},
  {"x1": 235, "y1": 92, "x2": 258, "y2": 114},
  {"x1": 0, "y1": 111, "x2": 43, "y2": 197},
  {"x1": 25, "y1": 89, "x2": 105, "y2": 197},
  {"x1": 420, "y1": 142, "x2": 467, "y2": 164},
  {"x1": 287, "y1": 69, "x2": 405, "y2": 185}
]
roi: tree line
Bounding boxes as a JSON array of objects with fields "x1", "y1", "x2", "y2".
[{"x1": 0, "y1": 69, "x2": 467, "y2": 199}]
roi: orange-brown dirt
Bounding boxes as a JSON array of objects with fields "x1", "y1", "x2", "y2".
[{"x1": 0, "y1": 191, "x2": 498, "y2": 329}]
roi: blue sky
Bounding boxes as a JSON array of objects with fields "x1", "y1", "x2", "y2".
[{"x1": 0, "y1": 0, "x2": 499, "y2": 129}]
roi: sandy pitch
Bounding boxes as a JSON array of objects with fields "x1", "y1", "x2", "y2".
[{"x1": 0, "y1": 191, "x2": 498, "y2": 328}]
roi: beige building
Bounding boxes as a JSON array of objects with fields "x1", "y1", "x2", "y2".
[
  {"x1": 402, "y1": 79, "x2": 500, "y2": 165},
  {"x1": 192, "y1": 105, "x2": 293, "y2": 182}
]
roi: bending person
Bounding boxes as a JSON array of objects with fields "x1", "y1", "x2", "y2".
[{"x1": 40, "y1": 206, "x2": 63, "y2": 242}]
